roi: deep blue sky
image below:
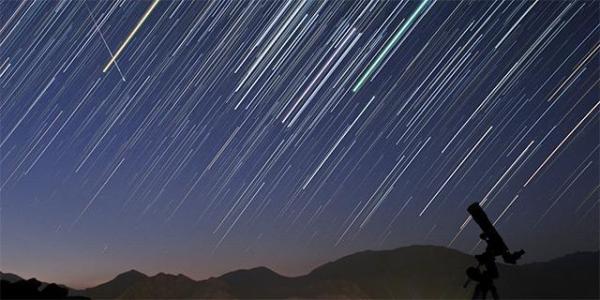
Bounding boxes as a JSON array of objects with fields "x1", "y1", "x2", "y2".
[{"x1": 1, "y1": 0, "x2": 598, "y2": 288}]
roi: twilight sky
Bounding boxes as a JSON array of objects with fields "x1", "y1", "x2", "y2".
[{"x1": 1, "y1": 0, "x2": 598, "y2": 289}]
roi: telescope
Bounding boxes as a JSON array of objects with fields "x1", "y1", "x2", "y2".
[
  {"x1": 467, "y1": 202, "x2": 525, "y2": 264},
  {"x1": 464, "y1": 202, "x2": 525, "y2": 300}
]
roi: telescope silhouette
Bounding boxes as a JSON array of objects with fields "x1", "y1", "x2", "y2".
[{"x1": 464, "y1": 202, "x2": 525, "y2": 300}]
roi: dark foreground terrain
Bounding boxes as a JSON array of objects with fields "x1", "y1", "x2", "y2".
[{"x1": 2, "y1": 245, "x2": 598, "y2": 299}]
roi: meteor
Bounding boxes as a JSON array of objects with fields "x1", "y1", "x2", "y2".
[
  {"x1": 102, "y1": 0, "x2": 160, "y2": 73},
  {"x1": 86, "y1": 4, "x2": 126, "y2": 81},
  {"x1": 352, "y1": 0, "x2": 431, "y2": 92}
]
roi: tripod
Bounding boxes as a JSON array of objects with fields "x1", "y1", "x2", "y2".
[{"x1": 464, "y1": 259, "x2": 499, "y2": 300}]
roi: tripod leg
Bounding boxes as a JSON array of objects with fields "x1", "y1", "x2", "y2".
[
  {"x1": 472, "y1": 284, "x2": 483, "y2": 300},
  {"x1": 490, "y1": 286, "x2": 499, "y2": 300}
]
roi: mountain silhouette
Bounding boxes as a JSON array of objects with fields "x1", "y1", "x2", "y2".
[
  {"x1": 0, "y1": 271, "x2": 24, "y2": 283},
  {"x1": 217, "y1": 266, "x2": 294, "y2": 297},
  {"x1": 4, "y1": 245, "x2": 598, "y2": 299},
  {"x1": 119, "y1": 272, "x2": 206, "y2": 298},
  {"x1": 302, "y1": 245, "x2": 473, "y2": 298},
  {"x1": 79, "y1": 269, "x2": 148, "y2": 299},
  {"x1": 0, "y1": 272, "x2": 88, "y2": 299},
  {"x1": 0, "y1": 277, "x2": 90, "y2": 300},
  {"x1": 495, "y1": 251, "x2": 600, "y2": 298}
]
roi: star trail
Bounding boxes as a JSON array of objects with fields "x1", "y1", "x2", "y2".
[{"x1": 1, "y1": 0, "x2": 598, "y2": 288}]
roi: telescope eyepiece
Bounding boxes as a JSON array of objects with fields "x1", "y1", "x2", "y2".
[{"x1": 502, "y1": 249, "x2": 525, "y2": 264}]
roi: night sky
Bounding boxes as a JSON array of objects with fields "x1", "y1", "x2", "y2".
[{"x1": 1, "y1": 0, "x2": 598, "y2": 289}]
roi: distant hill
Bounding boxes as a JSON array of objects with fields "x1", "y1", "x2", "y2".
[
  {"x1": 0, "y1": 271, "x2": 80, "y2": 296},
  {"x1": 496, "y1": 251, "x2": 600, "y2": 299},
  {"x1": 0, "y1": 271, "x2": 24, "y2": 283},
  {"x1": 119, "y1": 272, "x2": 204, "y2": 298},
  {"x1": 5, "y1": 245, "x2": 598, "y2": 299},
  {"x1": 0, "y1": 276, "x2": 89, "y2": 299},
  {"x1": 299, "y1": 245, "x2": 474, "y2": 298},
  {"x1": 79, "y1": 269, "x2": 148, "y2": 299}
]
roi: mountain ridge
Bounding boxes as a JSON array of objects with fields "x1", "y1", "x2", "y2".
[{"x1": 4, "y1": 245, "x2": 598, "y2": 298}]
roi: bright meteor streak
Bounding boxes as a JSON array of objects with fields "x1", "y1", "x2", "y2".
[
  {"x1": 352, "y1": 0, "x2": 431, "y2": 92},
  {"x1": 102, "y1": 0, "x2": 160, "y2": 73}
]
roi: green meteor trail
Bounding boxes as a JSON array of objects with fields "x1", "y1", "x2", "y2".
[{"x1": 352, "y1": 0, "x2": 432, "y2": 92}]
